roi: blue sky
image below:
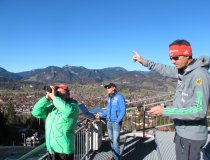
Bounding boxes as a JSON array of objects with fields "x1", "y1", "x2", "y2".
[{"x1": 0, "y1": 0, "x2": 210, "y2": 73}]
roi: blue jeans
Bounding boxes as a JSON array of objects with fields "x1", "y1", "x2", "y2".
[{"x1": 107, "y1": 121, "x2": 121, "y2": 160}]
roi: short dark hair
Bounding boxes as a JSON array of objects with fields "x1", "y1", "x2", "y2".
[{"x1": 169, "y1": 39, "x2": 191, "y2": 47}]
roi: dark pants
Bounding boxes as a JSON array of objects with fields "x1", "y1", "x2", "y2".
[
  {"x1": 174, "y1": 133, "x2": 206, "y2": 160},
  {"x1": 48, "y1": 152, "x2": 74, "y2": 160}
]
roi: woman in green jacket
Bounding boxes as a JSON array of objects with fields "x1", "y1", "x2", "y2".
[{"x1": 32, "y1": 84, "x2": 79, "y2": 160}]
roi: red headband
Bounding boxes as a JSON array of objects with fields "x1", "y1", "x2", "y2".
[
  {"x1": 54, "y1": 84, "x2": 69, "y2": 90},
  {"x1": 169, "y1": 45, "x2": 192, "y2": 57}
]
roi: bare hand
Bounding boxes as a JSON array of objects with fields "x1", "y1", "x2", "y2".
[
  {"x1": 45, "y1": 92, "x2": 51, "y2": 100},
  {"x1": 147, "y1": 105, "x2": 164, "y2": 116},
  {"x1": 47, "y1": 86, "x2": 56, "y2": 100},
  {"x1": 132, "y1": 50, "x2": 144, "y2": 65},
  {"x1": 94, "y1": 113, "x2": 100, "y2": 119}
]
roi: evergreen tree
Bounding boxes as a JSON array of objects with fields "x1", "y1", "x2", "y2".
[
  {"x1": 0, "y1": 109, "x2": 7, "y2": 144},
  {"x1": 5, "y1": 99, "x2": 16, "y2": 125}
]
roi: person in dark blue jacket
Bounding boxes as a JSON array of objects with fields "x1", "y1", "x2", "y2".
[{"x1": 95, "y1": 83, "x2": 126, "y2": 160}]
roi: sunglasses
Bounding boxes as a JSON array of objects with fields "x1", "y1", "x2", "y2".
[
  {"x1": 106, "y1": 86, "x2": 112, "y2": 89},
  {"x1": 170, "y1": 56, "x2": 180, "y2": 61}
]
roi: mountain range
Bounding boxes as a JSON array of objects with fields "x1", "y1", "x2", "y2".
[{"x1": 0, "y1": 65, "x2": 177, "y2": 91}]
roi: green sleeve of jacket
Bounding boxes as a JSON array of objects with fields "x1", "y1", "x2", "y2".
[
  {"x1": 32, "y1": 97, "x2": 53, "y2": 119},
  {"x1": 52, "y1": 96, "x2": 79, "y2": 119},
  {"x1": 163, "y1": 70, "x2": 210, "y2": 120}
]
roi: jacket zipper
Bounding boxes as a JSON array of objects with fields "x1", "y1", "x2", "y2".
[{"x1": 48, "y1": 107, "x2": 56, "y2": 150}]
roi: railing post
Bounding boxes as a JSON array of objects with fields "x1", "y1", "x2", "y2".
[
  {"x1": 85, "y1": 124, "x2": 91, "y2": 160},
  {"x1": 143, "y1": 104, "x2": 146, "y2": 137}
]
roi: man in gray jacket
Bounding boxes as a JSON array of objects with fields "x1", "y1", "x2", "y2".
[{"x1": 132, "y1": 39, "x2": 210, "y2": 160}]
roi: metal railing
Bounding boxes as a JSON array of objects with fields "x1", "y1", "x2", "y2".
[
  {"x1": 122, "y1": 98, "x2": 174, "y2": 136},
  {"x1": 18, "y1": 118, "x2": 102, "y2": 160}
]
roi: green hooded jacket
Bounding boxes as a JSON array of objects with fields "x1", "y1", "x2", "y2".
[{"x1": 32, "y1": 96, "x2": 79, "y2": 154}]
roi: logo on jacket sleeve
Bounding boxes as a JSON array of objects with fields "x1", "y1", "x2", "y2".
[{"x1": 196, "y1": 78, "x2": 202, "y2": 86}]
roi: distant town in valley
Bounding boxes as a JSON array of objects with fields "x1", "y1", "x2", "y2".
[{"x1": 0, "y1": 65, "x2": 177, "y2": 148}]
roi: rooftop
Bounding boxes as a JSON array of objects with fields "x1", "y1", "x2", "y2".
[{"x1": 91, "y1": 130, "x2": 210, "y2": 160}]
